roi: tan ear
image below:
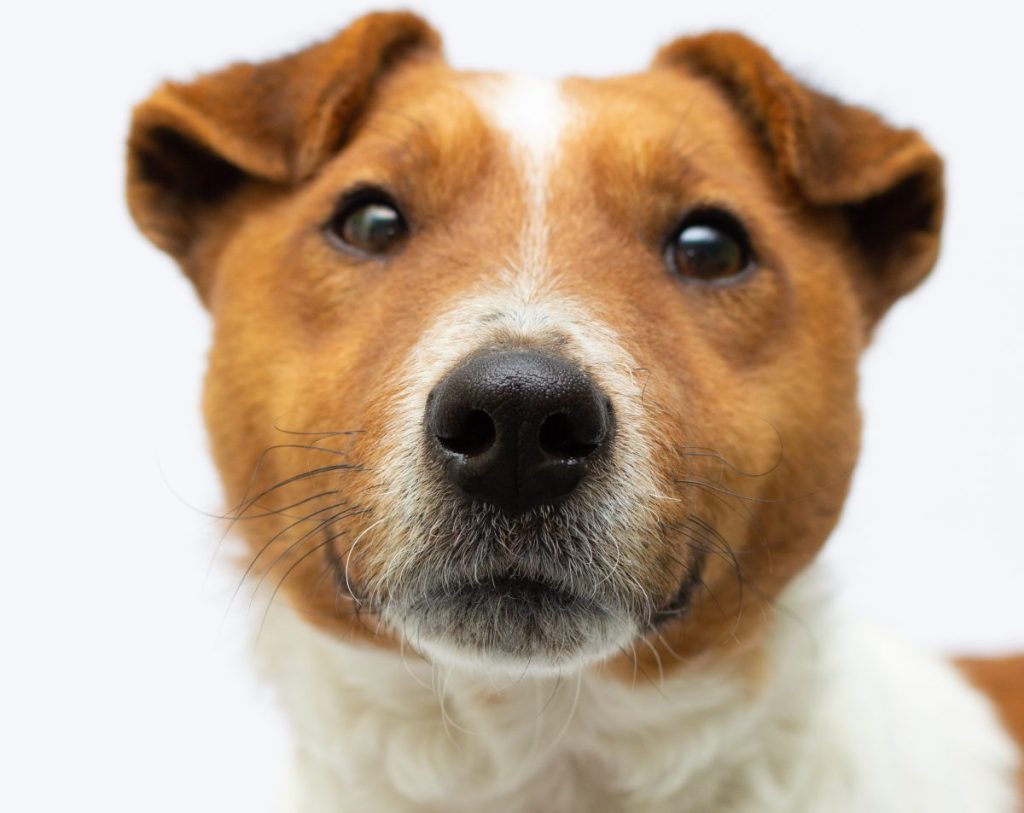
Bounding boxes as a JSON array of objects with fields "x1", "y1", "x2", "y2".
[
  {"x1": 655, "y1": 32, "x2": 944, "y2": 323},
  {"x1": 126, "y1": 12, "x2": 440, "y2": 284}
]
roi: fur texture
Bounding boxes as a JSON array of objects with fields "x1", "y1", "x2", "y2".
[{"x1": 259, "y1": 567, "x2": 1019, "y2": 812}]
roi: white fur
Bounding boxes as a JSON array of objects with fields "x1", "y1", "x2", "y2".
[
  {"x1": 258, "y1": 566, "x2": 1020, "y2": 812},
  {"x1": 468, "y1": 75, "x2": 570, "y2": 279}
]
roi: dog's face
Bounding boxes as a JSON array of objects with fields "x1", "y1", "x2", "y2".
[{"x1": 127, "y1": 13, "x2": 942, "y2": 675}]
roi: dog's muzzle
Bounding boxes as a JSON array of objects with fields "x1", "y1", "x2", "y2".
[
  {"x1": 425, "y1": 349, "x2": 613, "y2": 514},
  {"x1": 375, "y1": 348, "x2": 650, "y2": 672}
]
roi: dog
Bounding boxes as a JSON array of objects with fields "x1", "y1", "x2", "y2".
[{"x1": 125, "y1": 11, "x2": 1023, "y2": 811}]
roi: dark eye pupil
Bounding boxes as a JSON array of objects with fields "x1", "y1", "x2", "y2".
[
  {"x1": 672, "y1": 222, "x2": 748, "y2": 280},
  {"x1": 335, "y1": 201, "x2": 405, "y2": 253}
]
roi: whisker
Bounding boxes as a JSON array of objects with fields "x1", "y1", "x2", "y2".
[
  {"x1": 209, "y1": 490, "x2": 340, "y2": 523},
  {"x1": 688, "y1": 514, "x2": 779, "y2": 636},
  {"x1": 247, "y1": 506, "x2": 365, "y2": 613},
  {"x1": 636, "y1": 635, "x2": 664, "y2": 689},
  {"x1": 270, "y1": 421, "x2": 365, "y2": 439},
  {"x1": 208, "y1": 455, "x2": 364, "y2": 586},
  {"x1": 254, "y1": 539, "x2": 334, "y2": 644},
  {"x1": 226, "y1": 500, "x2": 350, "y2": 621},
  {"x1": 232, "y1": 464, "x2": 365, "y2": 520},
  {"x1": 674, "y1": 421, "x2": 785, "y2": 480}
]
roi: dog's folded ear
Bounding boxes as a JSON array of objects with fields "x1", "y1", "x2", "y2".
[
  {"x1": 126, "y1": 11, "x2": 440, "y2": 290},
  {"x1": 655, "y1": 32, "x2": 944, "y2": 324}
]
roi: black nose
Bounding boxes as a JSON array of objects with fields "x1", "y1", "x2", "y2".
[{"x1": 426, "y1": 350, "x2": 612, "y2": 514}]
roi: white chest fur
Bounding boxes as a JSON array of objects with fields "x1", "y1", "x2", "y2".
[{"x1": 257, "y1": 569, "x2": 1018, "y2": 813}]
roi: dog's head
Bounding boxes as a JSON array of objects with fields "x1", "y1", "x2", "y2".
[{"x1": 127, "y1": 13, "x2": 942, "y2": 675}]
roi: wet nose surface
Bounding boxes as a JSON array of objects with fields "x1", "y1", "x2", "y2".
[{"x1": 426, "y1": 350, "x2": 612, "y2": 514}]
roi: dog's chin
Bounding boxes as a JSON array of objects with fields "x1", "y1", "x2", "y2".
[{"x1": 388, "y1": 578, "x2": 637, "y2": 677}]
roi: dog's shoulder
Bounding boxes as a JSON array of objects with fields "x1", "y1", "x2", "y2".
[{"x1": 959, "y1": 655, "x2": 1024, "y2": 793}]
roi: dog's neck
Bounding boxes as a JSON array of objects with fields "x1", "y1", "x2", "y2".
[{"x1": 257, "y1": 567, "x2": 1017, "y2": 813}]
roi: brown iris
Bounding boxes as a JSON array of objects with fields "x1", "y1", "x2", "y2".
[
  {"x1": 327, "y1": 194, "x2": 407, "y2": 255},
  {"x1": 668, "y1": 211, "x2": 753, "y2": 282}
]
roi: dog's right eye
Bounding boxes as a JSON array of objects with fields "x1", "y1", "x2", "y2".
[
  {"x1": 325, "y1": 192, "x2": 408, "y2": 255},
  {"x1": 666, "y1": 209, "x2": 754, "y2": 284}
]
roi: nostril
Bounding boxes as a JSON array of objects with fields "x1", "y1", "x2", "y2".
[
  {"x1": 538, "y1": 412, "x2": 601, "y2": 460},
  {"x1": 436, "y1": 409, "x2": 496, "y2": 457},
  {"x1": 427, "y1": 351, "x2": 615, "y2": 512}
]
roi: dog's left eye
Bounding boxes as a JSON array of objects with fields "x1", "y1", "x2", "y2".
[
  {"x1": 667, "y1": 210, "x2": 753, "y2": 283},
  {"x1": 326, "y1": 193, "x2": 408, "y2": 255}
]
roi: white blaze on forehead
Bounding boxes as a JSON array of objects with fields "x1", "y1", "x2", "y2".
[
  {"x1": 471, "y1": 74, "x2": 570, "y2": 174},
  {"x1": 468, "y1": 75, "x2": 572, "y2": 282}
]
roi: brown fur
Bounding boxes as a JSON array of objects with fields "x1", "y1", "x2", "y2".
[
  {"x1": 960, "y1": 656, "x2": 1024, "y2": 792},
  {"x1": 125, "y1": 12, "x2": 1019, "y2": 784}
]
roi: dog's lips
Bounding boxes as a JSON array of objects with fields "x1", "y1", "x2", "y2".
[
  {"x1": 389, "y1": 566, "x2": 620, "y2": 666},
  {"x1": 419, "y1": 573, "x2": 598, "y2": 614},
  {"x1": 652, "y1": 550, "x2": 708, "y2": 629},
  {"x1": 325, "y1": 509, "x2": 709, "y2": 672},
  {"x1": 360, "y1": 502, "x2": 708, "y2": 665}
]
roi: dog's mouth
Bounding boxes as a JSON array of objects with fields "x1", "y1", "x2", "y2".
[
  {"x1": 391, "y1": 568, "x2": 617, "y2": 669},
  {"x1": 347, "y1": 495, "x2": 704, "y2": 673},
  {"x1": 430, "y1": 574, "x2": 593, "y2": 610},
  {"x1": 411, "y1": 572, "x2": 605, "y2": 627},
  {"x1": 372, "y1": 554, "x2": 704, "y2": 674}
]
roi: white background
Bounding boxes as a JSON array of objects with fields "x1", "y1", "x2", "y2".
[{"x1": 2, "y1": 1, "x2": 1021, "y2": 810}]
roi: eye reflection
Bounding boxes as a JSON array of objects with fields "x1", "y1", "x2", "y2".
[
  {"x1": 668, "y1": 211, "x2": 753, "y2": 282},
  {"x1": 326, "y1": 194, "x2": 408, "y2": 255}
]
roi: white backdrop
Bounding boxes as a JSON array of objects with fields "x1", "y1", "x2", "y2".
[{"x1": 2, "y1": 1, "x2": 1021, "y2": 810}]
